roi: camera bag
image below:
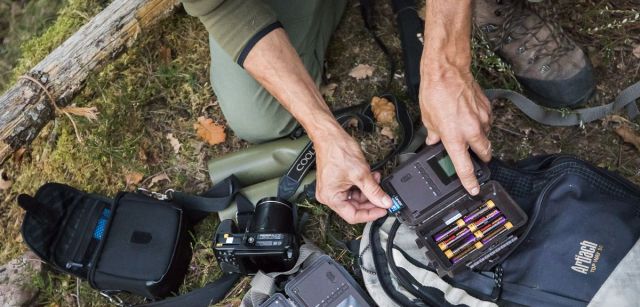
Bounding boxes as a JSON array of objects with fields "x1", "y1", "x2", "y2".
[
  {"x1": 17, "y1": 176, "x2": 257, "y2": 306},
  {"x1": 360, "y1": 154, "x2": 640, "y2": 307},
  {"x1": 18, "y1": 183, "x2": 192, "y2": 298}
]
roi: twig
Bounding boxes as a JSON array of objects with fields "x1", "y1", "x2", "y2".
[
  {"x1": 76, "y1": 277, "x2": 82, "y2": 307},
  {"x1": 19, "y1": 75, "x2": 84, "y2": 143},
  {"x1": 494, "y1": 125, "x2": 525, "y2": 137}
]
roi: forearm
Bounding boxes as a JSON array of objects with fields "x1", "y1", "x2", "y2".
[
  {"x1": 422, "y1": 0, "x2": 473, "y2": 80},
  {"x1": 243, "y1": 28, "x2": 344, "y2": 142}
]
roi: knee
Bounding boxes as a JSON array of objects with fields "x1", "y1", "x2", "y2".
[{"x1": 228, "y1": 111, "x2": 298, "y2": 143}]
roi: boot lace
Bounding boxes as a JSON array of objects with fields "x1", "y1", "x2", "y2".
[{"x1": 494, "y1": 1, "x2": 576, "y2": 69}]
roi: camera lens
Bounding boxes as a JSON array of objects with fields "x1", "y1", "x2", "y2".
[{"x1": 249, "y1": 197, "x2": 295, "y2": 234}]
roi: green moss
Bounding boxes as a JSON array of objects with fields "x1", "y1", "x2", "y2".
[
  {"x1": 0, "y1": 0, "x2": 66, "y2": 91},
  {"x1": 6, "y1": 0, "x2": 107, "y2": 89}
]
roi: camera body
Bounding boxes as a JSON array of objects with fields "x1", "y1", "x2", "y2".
[{"x1": 213, "y1": 197, "x2": 299, "y2": 275}]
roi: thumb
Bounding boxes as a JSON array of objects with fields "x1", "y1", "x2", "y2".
[{"x1": 356, "y1": 173, "x2": 392, "y2": 209}]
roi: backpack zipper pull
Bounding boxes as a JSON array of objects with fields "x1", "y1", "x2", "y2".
[{"x1": 65, "y1": 261, "x2": 84, "y2": 269}]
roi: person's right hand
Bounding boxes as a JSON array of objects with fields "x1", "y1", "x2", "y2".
[
  {"x1": 419, "y1": 67, "x2": 492, "y2": 195},
  {"x1": 314, "y1": 129, "x2": 392, "y2": 224}
]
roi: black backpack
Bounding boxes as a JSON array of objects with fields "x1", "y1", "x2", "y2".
[{"x1": 361, "y1": 154, "x2": 640, "y2": 306}]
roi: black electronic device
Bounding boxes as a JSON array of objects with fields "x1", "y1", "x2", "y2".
[
  {"x1": 213, "y1": 197, "x2": 299, "y2": 275},
  {"x1": 381, "y1": 144, "x2": 528, "y2": 275},
  {"x1": 259, "y1": 255, "x2": 374, "y2": 307},
  {"x1": 383, "y1": 143, "x2": 490, "y2": 226}
]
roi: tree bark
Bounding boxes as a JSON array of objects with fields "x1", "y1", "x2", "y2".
[{"x1": 0, "y1": 0, "x2": 177, "y2": 164}]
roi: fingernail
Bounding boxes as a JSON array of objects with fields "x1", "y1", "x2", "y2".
[
  {"x1": 382, "y1": 196, "x2": 392, "y2": 208},
  {"x1": 470, "y1": 187, "x2": 480, "y2": 196}
]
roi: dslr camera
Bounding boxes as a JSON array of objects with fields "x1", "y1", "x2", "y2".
[{"x1": 213, "y1": 197, "x2": 299, "y2": 275}]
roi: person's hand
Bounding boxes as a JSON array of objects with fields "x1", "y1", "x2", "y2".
[
  {"x1": 419, "y1": 68, "x2": 492, "y2": 195},
  {"x1": 314, "y1": 130, "x2": 392, "y2": 224}
]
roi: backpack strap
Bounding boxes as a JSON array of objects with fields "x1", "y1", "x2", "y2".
[
  {"x1": 139, "y1": 273, "x2": 241, "y2": 307},
  {"x1": 241, "y1": 243, "x2": 324, "y2": 307},
  {"x1": 358, "y1": 0, "x2": 396, "y2": 91},
  {"x1": 485, "y1": 80, "x2": 640, "y2": 126}
]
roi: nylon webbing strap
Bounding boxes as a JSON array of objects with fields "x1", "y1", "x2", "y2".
[
  {"x1": 241, "y1": 243, "x2": 324, "y2": 307},
  {"x1": 140, "y1": 273, "x2": 241, "y2": 307},
  {"x1": 169, "y1": 175, "x2": 255, "y2": 228},
  {"x1": 171, "y1": 175, "x2": 241, "y2": 213},
  {"x1": 485, "y1": 81, "x2": 640, "y2": 126}
]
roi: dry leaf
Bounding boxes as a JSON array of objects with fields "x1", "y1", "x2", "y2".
[
  {"x1": 138, "y1": 147, "x2": 148, "y2": 162},
  {"x1": 371, "y1": 96, "x2": 396, "y2": 125},
  {"x1": 166, "y1": 133, "x2": 181, "y2": 154},
  {"x1": 0, "y1": 170, "x2": 12, "y2": 190},
  {"x1": 125, "y1": 171, "x2": 144, "y2": 186},
  {"x1": 381, "y1": 126, "x2": 396, "y2": 140},
  {"x1": 194, "y1": 116, "x2": 226, "y2": 145},
  {"x1": 60, "y1": 105, "x2": 99, "y2": 121},
  {"x1": 149, "y1": 173, "x2": 170, "y2": 187},
  {"x1": 349, "y1": 64, "x2": 375, "y2": 80},
  {"x1": 192, "y1": 141, "x2": 205, "y2": 155},
  {"x1": 13, "y1": 147, "x2": 26, "y2": 164},
  {"x1": 320, "y1": 83, "x2": 338, "y2": 98},
  {"x1": 605, "y1": 114, "x2": 631, "y2": 125},
  {"x1": 633, "y1": 44, "x2": 640, "y2": 59},
  {"x1": 615, "y1": 125, "x2": 640, "y2": 151},
  {"x1": 159, "y1": 46, "x2": 172, "y2": 64}
]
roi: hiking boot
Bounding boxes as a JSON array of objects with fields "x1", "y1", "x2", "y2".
[{"x1": 473, "y1": 0, "x2": 595, "y2": 108}]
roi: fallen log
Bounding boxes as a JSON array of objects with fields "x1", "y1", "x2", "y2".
[{"x1": 0, "y1": 0, "x2": 178, "y2": 164}]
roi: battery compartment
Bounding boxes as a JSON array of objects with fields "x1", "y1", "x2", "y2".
[{"x1": 415, "y1": 180, "x2": 528, "y2": 275}]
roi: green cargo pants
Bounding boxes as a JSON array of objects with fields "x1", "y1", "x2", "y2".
[{"x1": 209, "y1": 0, "x2": 347, "y2": 143}]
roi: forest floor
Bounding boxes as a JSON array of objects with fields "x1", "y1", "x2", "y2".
[{"x1": 0, "y1": 0, "x2": 639, "y2": 306}]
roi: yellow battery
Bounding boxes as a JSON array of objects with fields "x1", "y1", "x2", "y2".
[{"x1": 445, "y1": 249, "x2": 455, "y2": 259}]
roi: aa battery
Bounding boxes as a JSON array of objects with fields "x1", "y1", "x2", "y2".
[
  {"x1": 463, "y1": 200, "x2": 496, "y2": 223},
  {"x1": 473, "y1": 216, "x2": 508, "y2": 239},
  {"x1": 449, "y1": 221, "x2": 514, "y2": 264},
  {"x1": 480, "y1": 221, "x2": 514, "y2": 244},
  {"x1": 438, "y1": 208, "x2": 501, "y2": 250},
  {"x1": 444, "y1": 234, "x2": 478, "y2": 259},
  {"x1": 438, "y1": 227, "x2": 471, "y2": 251},
  {"x1": 434, "y1": 200, "x2": 496, "y2": 243},
  {"x1": 452, "y1": 241, "x2": 484, "y2": 264},
  {"x1": 433, "y1": 219, "x2": 466, "y2": 243},
  {"x1": 467, "y1": 208, "x2": 501, "y2": 232}
]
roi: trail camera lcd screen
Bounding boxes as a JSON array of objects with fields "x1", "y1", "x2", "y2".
[{"x1": 428, "y1": 152, "x2": 458, "y2": 185}]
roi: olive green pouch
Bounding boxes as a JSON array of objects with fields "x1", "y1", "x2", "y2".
[{"x1": 208, "y1": 136, "x2": 313, "y2": 220}]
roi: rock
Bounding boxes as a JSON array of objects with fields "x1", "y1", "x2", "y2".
[{"x1": 0, "y1": 252, "x2": 43, "y2": 306}]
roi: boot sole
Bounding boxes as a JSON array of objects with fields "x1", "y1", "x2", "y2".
[{"x1": 521, "y1": 83, "x2": 596, "y2": 109}]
